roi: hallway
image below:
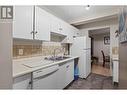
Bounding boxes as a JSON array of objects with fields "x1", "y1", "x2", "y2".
[{"x1": 92, "y1": 63, "x2": 111, "y2": 76}]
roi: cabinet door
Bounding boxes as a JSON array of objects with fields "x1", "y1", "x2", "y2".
[
  {"x1": 57, "y1": 60, "x2": 74, "y2": 89},
  {"x1": 50, "y1": 16, "x2": 61, "y2": 34},
  {"x1": 59, "y1": 21, "x2": 68, "y2": 35},
  {"x1": 66, "y1": 60, "x2": 74, "y2": 86},
  {"x1": 35, "y1": 7, "x2": 50, "y2": 41},
  {"x1": 13, "y1": 6, "x2": 33, "y2": 39},
  {"x1": 66, "y1": 25, "x2": 75, "y2": 43},
  {"x1": 61, "y1": 23, "x2": 74, "y2": 43},
  {"x1": 13, "y1": 73, "x2": 31, "y2": 89},
  {"x1": 57, "y1": 62, "x2": 67, "y2": 89}
]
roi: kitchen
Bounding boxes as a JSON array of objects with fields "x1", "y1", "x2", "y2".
[
  {"x1": 0, "y1": 5, "x2": 125, "y2": 89},
  {"x1": 12, "y1": 6, "x2": 81, "y2": 89}
]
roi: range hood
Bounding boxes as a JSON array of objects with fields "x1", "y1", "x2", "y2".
[
  {"x1": 50, "y1": 32, "x2": 73, "y2": 44},
  {"x1": 50, "y1": 32, "x2": 66, "y2": 42}
]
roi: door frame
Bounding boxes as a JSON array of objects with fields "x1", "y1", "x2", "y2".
[{"x1": 88, "y1": 27, "x2": 111, "y2": 75}]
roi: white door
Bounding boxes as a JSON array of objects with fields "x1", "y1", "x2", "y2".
[
  {"x1": 35, "y1": 7, "x2": 50, "y2": 41},
  {"x1": 13, "y1": 6, "x2": 33, "y2": 39}
]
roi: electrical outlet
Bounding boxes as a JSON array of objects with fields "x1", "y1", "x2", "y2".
[{"x1": 19, "y1": 49, "x2": 23, "y2": 55}]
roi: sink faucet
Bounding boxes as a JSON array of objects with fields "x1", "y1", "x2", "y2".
[{"x1": 53, "y1": 47, "x2": 64, "y2": 58}]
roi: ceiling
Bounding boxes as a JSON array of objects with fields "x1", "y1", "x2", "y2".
[{"x1": 42, "y1": 6, "x2": 121, "y2": 25}]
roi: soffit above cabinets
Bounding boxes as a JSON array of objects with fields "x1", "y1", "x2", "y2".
[
  {"x1": 89, "y1": 27, "x2": 110, "y2": 36},
  {"x1": 41, "y1": 6, "x2": 122, "y2": 26}
]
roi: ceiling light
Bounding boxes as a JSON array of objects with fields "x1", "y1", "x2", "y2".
[{"x1": 85, "y1": 5, "x2": 90, "y2": 10}]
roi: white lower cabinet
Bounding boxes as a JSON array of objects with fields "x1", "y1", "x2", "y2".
[
  {"x1": 13, "y1": 6, "x2": 33, "y2": 39},
  {"x1": 57, "y1": 60, "x2": 74, "y2": 89},
  {"x1": 13, "y1": 60, "x2": 74, "y2": 89},
  {"x1": 66, "y1": 60, "x2": 74, "y2": 86},
  {"x1": 57, "y1": 62, "x2": 67, "y2": 89},
  {"x1": 13, "y1": 73, "x2": 31, "y2": 89}
]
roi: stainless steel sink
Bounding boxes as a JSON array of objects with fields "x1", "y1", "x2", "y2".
[{"x1": 44, "y1": 56, "x2": 70, "y2": 61}]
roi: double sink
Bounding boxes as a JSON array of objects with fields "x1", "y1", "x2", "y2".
[
  {"x1": 22, "y1": 56, "x2": 70, "y2": 68},
  {"x1": 44, "y1": 56, "x2": 70, "y2": 61}
]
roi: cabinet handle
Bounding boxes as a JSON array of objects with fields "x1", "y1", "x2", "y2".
[
  {"x1": 36, "y1": 70, "x2": 43, "y2": 73},
  {"x1": 35, "y1": 31, "x2": 38, "y2": 34},
  {"x1": 31, "y1": 31, "x2": 34, "y2": 34},
  {"x1": 30, "y1": 31, "x2": 37, "y2": 34},
  {"x1": 59, "y1": 28, "x2": 62, "y2": 30},
  {"x1": 66, "y1": 65, "x2": 69, "y2": 68}
]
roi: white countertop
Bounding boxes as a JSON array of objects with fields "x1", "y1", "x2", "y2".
[{"x1": 13, "y1": 56, "x2": 79, "y2": 78}]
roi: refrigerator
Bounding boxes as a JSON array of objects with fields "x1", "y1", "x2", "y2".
[{"x1": 71, "y1": 36, "x2": 91, "y2": 78}]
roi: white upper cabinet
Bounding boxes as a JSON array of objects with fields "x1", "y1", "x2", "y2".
[
  {"x1": 13, "y1": 6, "x2": 51, "y2": 41},
  {"x1": 35, "y1": 7, "x2": 50, "y2": 41},
  {"x1": 50, "y1": 16, "x2": 61, "y2": 34},
  {"x1": 13, "y1": 6, "x2": 33, "y2": 39},
  {"x1": 72, "y1": 27, "x2": 79, "y2": 37},
  {"x1": 50, "y1": 16, "x2": 68, "y2": 36},
  {"x1": 60, "y1": 21, "x2": 69, "y2": 35},
  {"x1": 13, "y1": 6, "x2": 79, "y2": 42},
  {"x1": 62, "y1": 24, "x2": 75, "y2": 43}
]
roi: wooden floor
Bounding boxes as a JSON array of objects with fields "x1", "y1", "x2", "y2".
[{"x1": 92, "y1": 63, "x2": 111, "y2": 76}]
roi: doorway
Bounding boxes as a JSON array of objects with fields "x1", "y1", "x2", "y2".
[{"x1": 89, "y1": 27, "x2": 110, "y2": 76}]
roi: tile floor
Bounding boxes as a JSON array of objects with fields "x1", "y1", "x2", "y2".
[{"x1": 67, "y1": 73, "x2": 118, "y2": 89}]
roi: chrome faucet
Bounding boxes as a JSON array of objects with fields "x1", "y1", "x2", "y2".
[
  {"x1": 53, "y1": 48, "x2": 60, "y2": 58},
  {"x1": 53, "y1": 47, "x2": 65, "y2": 58}
]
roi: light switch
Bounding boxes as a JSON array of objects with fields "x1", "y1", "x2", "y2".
[{"x1": 19, "y1": 49, "x2": 23, "y2": 55}]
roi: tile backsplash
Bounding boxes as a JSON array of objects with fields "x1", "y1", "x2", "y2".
[{"x1": 13, "y1": 39, "x2": 68, "y2": 59}]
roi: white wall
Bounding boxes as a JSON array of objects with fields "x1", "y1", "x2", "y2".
[
  {"x1": 0, "y1": 20, "x2": 12, "y2": 89},
  {"x1": 92, "y1": 34, "x2": 110, "y2": 62}
]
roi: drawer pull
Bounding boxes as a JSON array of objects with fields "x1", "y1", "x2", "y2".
[{"x1": 36, "y1": 70, "x2": 43, "y2": 73}]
